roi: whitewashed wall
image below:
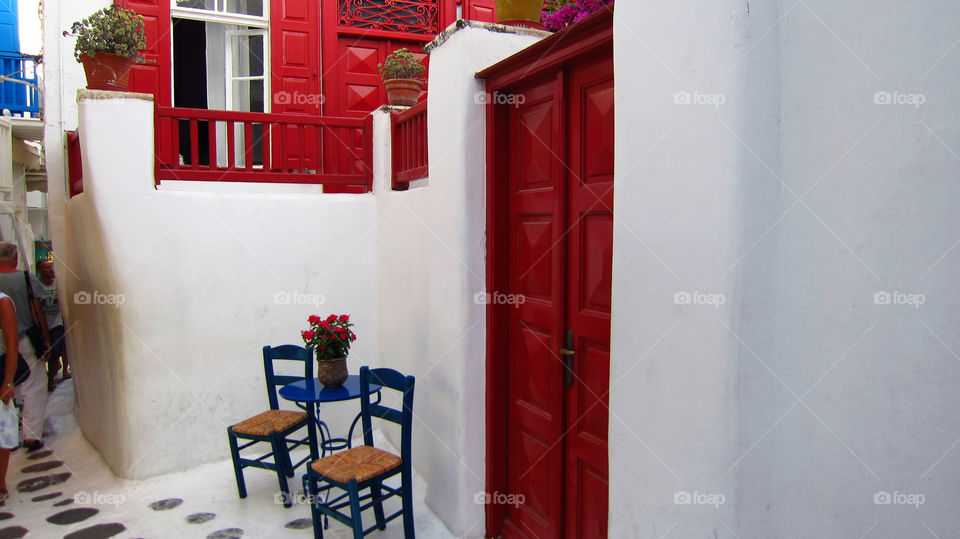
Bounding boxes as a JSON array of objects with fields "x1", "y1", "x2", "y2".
[
  {"x1": 373, "y1": 23, "x2": 546, "y2": 538},
  {"x1": 67, "y1": 91, "x2": 378, "y2": 479},
  {"x1": 612, "y1": 1, "x2": 960, "y2": 538}
]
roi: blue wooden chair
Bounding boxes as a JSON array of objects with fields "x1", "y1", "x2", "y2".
[
  {"x1": 227, "y1": 345, "x2": 316, "y2": 507},
  {"x1": 303, "y1": 366, "x2": 416, "y2": 538}
]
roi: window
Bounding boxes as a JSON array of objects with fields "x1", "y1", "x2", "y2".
[
  {"x1": 171, "y1": 2, "x2": 269, "y2": 166},
  {"x1": 176, "y1": 0, "x2": 264, "y2": 18}
]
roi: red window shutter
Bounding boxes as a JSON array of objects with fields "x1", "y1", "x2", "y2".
[
  {"x1": 114, "y1": 0, "x2": 171, "y2": 106},
  {"x1": 462, "y1": 0, "x2": 497, "y2": 22},
  {"x1": 271, "y1": 0, "x2": 320, "y2": 116}
]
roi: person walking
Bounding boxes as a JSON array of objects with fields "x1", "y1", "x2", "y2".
[
  {"x1": 0, "y1": 292, "x2": 21, "y2": 503},
  {"x1": 0, "y1": 242, "x2": 49, "y2": 451},
  {"x1": 37, "y1": 260, "x2": 68, "y2": 391}
]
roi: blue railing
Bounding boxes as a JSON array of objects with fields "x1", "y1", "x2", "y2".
[{"x1": 0, "y1": 52, "x2": 40, "y2": 117}]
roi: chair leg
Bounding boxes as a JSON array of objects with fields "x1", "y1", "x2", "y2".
[
  {"x1": 401, "y1": 468, "x2": 415, "y2": 538},
  {"x1": 348, "y1": 479, "x2": 364, "y2": 539},
  {"x1": 304, "y1": 474, "x2": 324, "y2": 539},
  {"x1": 272, "y1": 433, "x2": 292, "y2": 508},
  {"x1": 371, "y1": 479, "x2": 386, "y2": 530},
  {"x1": 227, "y1": 428, "x2": 247, "y2": 499}
]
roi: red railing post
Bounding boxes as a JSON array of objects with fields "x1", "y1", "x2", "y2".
[{"x1": 390, "y1": 101, "x2": 429, "y2": 190}]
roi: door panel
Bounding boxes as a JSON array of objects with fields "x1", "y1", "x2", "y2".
[
  {"x1": 503, "y1": 76, "x2": 565, "y2": 539},
  {"x1": 563, "y1": 57, "x2": 613, "y2": 539},
  {"x1": 116, "y1": 0, "x2": 172, "y2": 106}
]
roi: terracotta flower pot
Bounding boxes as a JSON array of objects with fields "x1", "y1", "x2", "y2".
[
  {"x1": 495, "y1": 0, "x2": 545, "y2": 29},
  {"x1": 80, "y1": 52, "x2": 135, "y2": 91},
  {"x1": 317, "y1": 356, "x2": 348, "y2": 387},
  {"x1": 383, "y1": 78, "x2": 424, "y2": 107}
]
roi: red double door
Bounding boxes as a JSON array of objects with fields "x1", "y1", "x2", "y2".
[{"x1": 491, "y1": 54, "x2": 614, "y2": 539}]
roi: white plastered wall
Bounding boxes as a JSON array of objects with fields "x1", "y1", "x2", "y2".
[
  {"x1": 373, "y1": 23, "x2": 546, "y2": 538},
  {"x1": 67, "y1": 91, "x2": 378, "y2": 479}
]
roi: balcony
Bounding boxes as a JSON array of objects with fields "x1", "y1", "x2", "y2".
[{"x1": 0, "y1": 52, "x2": 41, "y2": 117}]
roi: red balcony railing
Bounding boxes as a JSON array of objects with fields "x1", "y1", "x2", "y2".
[
  {"x1": 391, "y1": 101, "x2": 428, "y2": 191},
  {"x1": 156, "y1": 107, "x2": 373, "y2": 191}
]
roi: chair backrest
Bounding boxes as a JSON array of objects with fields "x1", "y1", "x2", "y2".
[
  {"x1": 263, "y1": 344, "x2": 314, "y2": 410},
  {"x1": 359, "y1": 366, "x2": 415, "y2": 464}
]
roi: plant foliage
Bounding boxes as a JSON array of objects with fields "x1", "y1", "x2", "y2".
[
  {"x1": 64, "y1": 5, "x2": 147, "y2": 62},
  {"x1": 378, "y1": 48, "x2": 426, "y2": 81}
]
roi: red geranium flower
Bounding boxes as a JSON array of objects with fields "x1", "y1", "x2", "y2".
[
  {"x1": 339, "y1": 314, "x2": 350, "y2": 322},
  {"x1": 308, "y1": 315, "x2": 321, "y2": 324}
]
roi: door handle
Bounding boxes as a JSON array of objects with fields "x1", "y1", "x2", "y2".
[{"x1": 560, "y1": 330, "x2": 575, "y2": 387}]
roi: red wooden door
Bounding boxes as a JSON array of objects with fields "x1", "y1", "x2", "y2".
[
  {"x1": 503, "y1": 74, "x2": 566, "y2": 539},
  {"x1": 497, "y1": 62, "x2": 613, "y2": 539},
  {"x1": 562, "y1": 56, "x2": 613, "y2": 539}
]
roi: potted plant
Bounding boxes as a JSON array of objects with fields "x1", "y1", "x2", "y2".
[
  {"x1": 63, "y1": 5, "x2": 147, "y2": 91},
  {"x1": 379, "y1": 48, "x2": 426, "y2": 107},
  {"x1": 496, "y1": 0, "x2": 545, "y2": 28},
  {"x1": 301, "y1": 314, "x2": 357, "y2": 387}
]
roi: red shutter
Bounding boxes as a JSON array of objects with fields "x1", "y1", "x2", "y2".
[
  {"x1": 114, "y1": 0, "x2": 171, "y2": 106},
  {"x1": 462, "y1": 0, "x2": 497, "y2": 22},
  {"x1": 271, "y1": 0, "x2": 320, "y2": 172}
]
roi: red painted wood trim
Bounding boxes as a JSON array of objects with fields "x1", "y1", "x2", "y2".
[
  {"x1": 391, "y1": 101, "x2": 429, "y2": 190},
  {"x1": 476, "y1": 9, "x2": 613, "y2": 88},
  {"x1": 155, "y1": 107, "x2": 372, "y2": 187},
  {"x1": 66, "y1": 130, "x2": 83, "y2": 197}
]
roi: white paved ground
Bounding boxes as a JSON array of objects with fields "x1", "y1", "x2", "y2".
[{"x1": 1, "y1": 379, "x2": 455, "y2": 538}]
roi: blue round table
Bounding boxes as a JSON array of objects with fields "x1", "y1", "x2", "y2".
[{"x1": 279, "y1": 375, "x2": 381, "y2": 460}]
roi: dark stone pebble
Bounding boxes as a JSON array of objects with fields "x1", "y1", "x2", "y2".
[
  {"x1": 206, "y1": 528, "x2": 243, "y2": 539},
  {"x1": 46, "y1": 507, "x2": 99, "y2": 525},
  {"x1": 25, "y1": 450, "x2": 52, "y2": 460},
  {"x1": 21, "y1": 461, "x2": 63, "y2": 474},
  {"x1": 0, "y1": 526, "x2": 26, "y2": 539},
  {"x1": 148, "y1": 498, "x2": 183, "y2": 510},
  {"x1": 54, "y1": 498, "x2": 74, "y2": 506},
  {"x1": 285, "y1": 518, "x2": 312, "y2": 529},
  {"x1": 63, "y1": 523, "x2": 127, "y2": 539},
  {"x1": 187, "y1": 512, "x2": 216, "y2": 524},
  {"x1": 16, "y1": 472, "x2": 71, "y2": 493},
  {"x1": 0, "y1": 513, "x2": 11, "y2": 521},
  {"x1": 30, "y1": 491, "x2": 61, "y2": 502}
]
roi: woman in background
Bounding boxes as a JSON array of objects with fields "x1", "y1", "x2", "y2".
[{"x1": 0, "y1": 292, "x2": 20, "y2": 503}]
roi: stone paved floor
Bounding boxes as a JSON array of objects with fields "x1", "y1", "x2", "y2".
[{"x1": 0, "y1": 379, "x2": 454, "y2": 538}]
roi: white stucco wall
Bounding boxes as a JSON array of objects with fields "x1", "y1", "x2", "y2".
[
  {"x1": 42, "y1": 0, "x2": 109, "y2": 324},
  {"x1": 68, "y1": 91, "x2": 378, "y2": 479},
  {"x1": 612, "y1": 1, "x2": 960, "y2": 537},
  {"x1": 373, "y1": 24, "x2": 546, "y2": 538}
]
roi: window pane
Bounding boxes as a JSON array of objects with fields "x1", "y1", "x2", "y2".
[
  {"x1": 232, "y1": 79, "x2": 264, "y2": 113},
  {"x1": 230, "y1": 33, "x2": 264, "y2": 78},
  {"x1": 225, "y1": 0, "x2": 263, "y2": 17},
  {"x1": 176, "y1": 0, "x2": 217, "y2": 10}
]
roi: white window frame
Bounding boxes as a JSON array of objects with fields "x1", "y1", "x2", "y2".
[{"x1": 170, "y1": 1, "x2": 271, "y2": 112}]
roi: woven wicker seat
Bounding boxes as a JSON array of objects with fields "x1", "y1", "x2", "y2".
[
  {"x1": 310, "y1": 445, "x2": 402, "y2": 484},
  {"x1": 233, "y1": 409, "x2": 307, "y2": 437}
]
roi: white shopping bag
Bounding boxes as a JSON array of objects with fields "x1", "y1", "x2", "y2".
[{"x1": 0, "y1": 400, "x2": 18, "y2": 449}]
